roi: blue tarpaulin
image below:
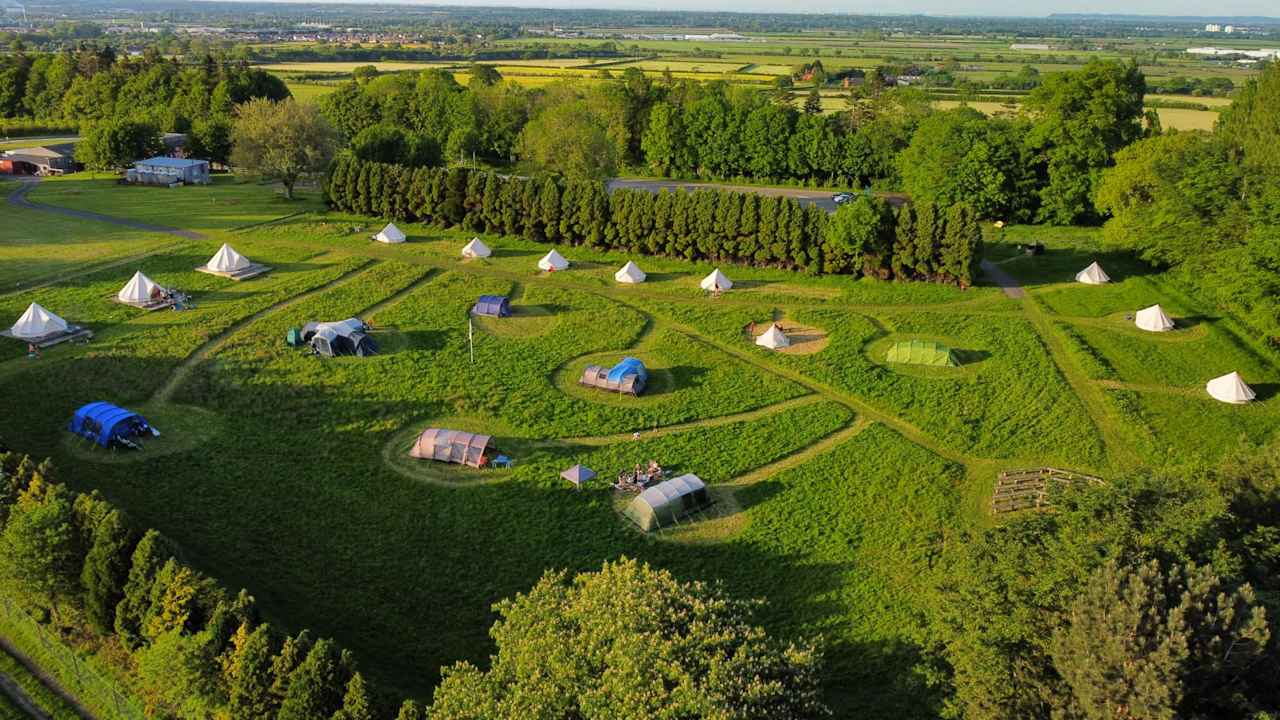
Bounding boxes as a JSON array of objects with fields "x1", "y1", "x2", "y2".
[
  {"x1": 68, "y1": 401, "x2": 151, "y2": 448},
  {"x1": 606, "y1": 357, "x2": 648, "y2": 384}
]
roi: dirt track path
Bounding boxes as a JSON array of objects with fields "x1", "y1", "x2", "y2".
[
  {"x1": 980, "y1": 259, "x2": 1026, "y2": 299},
  {"x1": 6, "y1": 179, "x2": 206, "y2": 240}
]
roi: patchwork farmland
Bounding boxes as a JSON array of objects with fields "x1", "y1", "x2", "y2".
[{"x1": 2, "y1": 173, "x2": 1276, "y2": 715}]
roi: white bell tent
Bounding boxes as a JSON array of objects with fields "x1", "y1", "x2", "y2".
[
  {"x1": 1206, "y1": 372, "x2": 1256, "y2": 404},
  {"x1": 461, "y1": 237, "x2": 491, "y2": 258},
  {"x1": 205, "y1": 244, "x2": 251, "y2": 273},
  {"x1": 615, "y1": 261, "x2": 646, "y2": 284},
  {"x1": 755, "y1": 325, "x2": 790, "y2": 350},
  {"x1": 10, "y1": 303, "x2": 68, "y2": 339},
  {"x1": 1075, "y1": 261, "x2": 1111, "y2": 285},
  {"x1": 117, "y1": 271, "x2": 164, "y2": 304},
  {"x1": 375, "y1": 223, "x2": 406, "y2": 244},
  {"x1": 1135, "y1": 304, "x2": 1175, "y2": 332},
  {"x1": 700, "y1": 268, "x2": 732, "y2": 292},
  {"x1": 538, "y1": 249, "x2": 569, "y2": 272}
]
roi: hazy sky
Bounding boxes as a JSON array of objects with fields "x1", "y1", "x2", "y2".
[{"x1": 299, "y1": 0, "x2": 1279, "y2": 18}]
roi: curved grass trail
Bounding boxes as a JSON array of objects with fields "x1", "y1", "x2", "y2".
[
  {"x1": 150, "y1": 260, "x2": 380, "y2": 404},
  {"x1": 544, "y1": 394, "x2": 823, "y2": 448},
  {"x1": 724, "y1": 416, "x2": 873, "y2": 487}
]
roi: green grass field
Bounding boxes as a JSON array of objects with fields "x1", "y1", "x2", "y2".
[{"x1": 1, "y1": 179, "x2": 1275, "y2": 717}]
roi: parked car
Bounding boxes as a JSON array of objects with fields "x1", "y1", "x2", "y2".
[{"x1": 832, "y1": 192, "x2": 855, "y2": 205}]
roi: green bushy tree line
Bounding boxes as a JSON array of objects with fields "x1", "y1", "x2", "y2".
[
  {"x1": 921, "y1": 436, "x2": 1280, "y2": 719},
  {"x1": 0, "y1": 452, "x2": 377, "y2": 720},
  {"x1": 1096, "y1": 59, "x2": 1280, "y2": 345},
  {"x1": 325, "y1": 155, "x2": 983, "y2": 284}
]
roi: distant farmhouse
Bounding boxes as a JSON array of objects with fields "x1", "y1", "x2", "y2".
[{"x1": 0, "y1": 145, "x2": 75, "y2": 176}]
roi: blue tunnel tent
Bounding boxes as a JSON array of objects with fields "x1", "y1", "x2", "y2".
[
  {"x1": 580, "y1": 357, "x2": 649, "y2": 396},
  {"x1": 68, "y1": 402, "x2": 156, "y2": 449},
  {"x1": 471, "y1": 295, "x2": 511, "y2": 318}
]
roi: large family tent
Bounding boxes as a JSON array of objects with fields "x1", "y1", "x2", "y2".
[
  {"x1": 197, "y1": 244, "x2": 269, "y2": 280},
  {"x1": 472, "y1": 295, "x2": 511, "y2": 318},
  {"x1": 538, "y1": 249, "x2": 569, "y2": 272},
  {"x1": 68, "y1": 401, "x2": 156, "y2": 449},
  {"x1": 409, "y1": 428, "x2": 492, "y2": 467},
  {"x1": 117, "y1": 271, "x2": 165, "y2": 306},
  {"x1": 1206, "y1": 372, "x2": 1256, "y2": 404},
  {"x1": 580, "y1": 357, "x2": 649, "y2": 396},
  {"x1": 623, "y1": 474, "x2": 712, "y2": 532},
  {"x1": 615, "y1": 261, "x2": 646, "y2": 284},
  {"x1": 375, "y1": 223, "x2": 406, "y2": 244},
  {"x1": 1075, "y1": 261, "x2": 1111, "y2": 285},
  {"x1": 461, "y1": 237, "x2": 491, "y2": 258},
  {"x1": 756, "y1": 325, "x2": 790, "y2": 350},
  {"x1": 9, "y1": 303, "x2": 67, "y2": 339},
  {"x1": 885, "y1": 339, "x2": 959, "y2": 367},
  {"x1": 700, "y1": 268, "x2": 732, "y2": 292},
  {"x1": 561, "y1": 464, "x2": 596, "y2": 488},
  {"x1": 1135, "y1": 304, "x2": 1175, "y2": 332},
  {"x1": 301, "y1": 318, "x2": 377, "y2": 357}
]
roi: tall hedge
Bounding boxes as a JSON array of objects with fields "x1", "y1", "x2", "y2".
[{"x1": 325, "y1": 155, "x2": 984, "y2": 284}]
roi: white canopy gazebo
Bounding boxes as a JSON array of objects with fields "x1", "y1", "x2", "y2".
[
  {"x1": 1206, "y1": 372, "x2": 1256, "y2": 404},
  {"x1": 1135, "y1": 304, "x2": 1174, "y2": 332},
  {"x1": 756, "y1": 325, "x2": 790, "y2": 350},
  {"x1": 538, "y1": 249, "x2": 569, "y2": 272},
  {"x1": 700, "y1": 268, "x2": 732, "y2": 292},
  {"x1": 462, "y1": 237, "x2": 491, "y2": 258},
  {"x1": 375, "y1": 223, "x2": 406, "y2": 244},
  {"x1": 615, "y1": 261, "x2": 646, "y2": 284},
  {"x1": 1075, "y1": 261, "x2": 1111, "y2": 285}
]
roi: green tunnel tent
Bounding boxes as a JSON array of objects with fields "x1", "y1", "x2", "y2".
[
  {"x1": 885, "y1": 339, "x2": 959, "y2": 367},
  {"x1": 623, "y1": 474, "x2": 711, "y2": 532}
]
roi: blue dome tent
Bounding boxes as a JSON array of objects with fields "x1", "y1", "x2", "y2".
[
  {"x1": 471, "y1": 295, "x2": 511, "y2": 318},
  {"x1": 68, "y1": 402, "x2": 156, "y2": 449}
]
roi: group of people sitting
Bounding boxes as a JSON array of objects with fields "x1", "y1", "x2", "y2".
[
  {"x1": 151, "y1": 286, "x2": 191, "y2": 311},
  {"x1": 615, "y1": 459, "x2": 664, "y2": 491}
]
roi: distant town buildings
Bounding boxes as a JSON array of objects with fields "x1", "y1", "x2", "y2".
[
  {"x1": 1187, "y1": 46, "x2": 1280, "y2": 59},
  {"x1": 1205, "y1": 23, "x2": 1222, "y2": 32}
]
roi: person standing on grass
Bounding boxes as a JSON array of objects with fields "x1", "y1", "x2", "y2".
[{"x1": 27, "y1": 343, "x2": 40, "y2": 359}]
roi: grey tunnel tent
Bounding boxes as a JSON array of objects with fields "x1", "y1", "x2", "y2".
[
  {"x1": 409, "y1": 428, "x2": 493, "y2": 468},
  {"x1": 623, "y1": 474, "x2": 711, "y2": 532}
]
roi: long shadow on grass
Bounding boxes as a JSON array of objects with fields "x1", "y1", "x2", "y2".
[{"x1": 997, "y1": 247, "x2": 1157, "y2": 289}]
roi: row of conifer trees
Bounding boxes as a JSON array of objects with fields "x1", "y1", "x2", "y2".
[{"x1": 325, "y1": 155, "x2": 984, "y2": 286}]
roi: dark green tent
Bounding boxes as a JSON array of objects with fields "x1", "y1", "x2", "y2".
[{"x1": 885, "y1": 339, "x2": 959, "y2": 367}]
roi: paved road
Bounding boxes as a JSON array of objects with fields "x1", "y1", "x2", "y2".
[
  {"x1": 5, "y1": 178, "x2": 205, "y2": 240},
  {"x1": 607, "y1": 178, "x2": 908, "y2": 214}
]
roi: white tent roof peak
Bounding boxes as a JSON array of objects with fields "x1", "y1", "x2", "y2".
[
  {"x1": 700, "y1": 268, "x2": 732, "y2": 291},
  {"x1": 538, "y1": 249, "x2": 569, "y2": 271},
  {"x1": 615, "y1": 260, "x2": 646, "y2": 283},
  {"x1": 1075, "y1": 261, "x2": 1111, "y2": 285},
  {"x1": 1135, "y1": 304, "x2": 1175, "y2": 332},
  {"x1": 462, "y1": 237, "x2": 491, "y2": 258},
  {"x1": 118, "y1": 271, "x2": 163, "y2": 303},
  {"x1": 1206, "y1": 371, "x2": 1256, "y2": 404},
  {"x1": 206, "y1": 244, "x2": 251, "y2": 272},
  {"x1": 10, "y1": 303, "x2": 68, "y2": 339},
  {"x1": 375, "y1": 222, "x2": 406, "y2": 243},
  {"x1": 756, "y1": 325, "x2": 790, "y2": 350}
]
